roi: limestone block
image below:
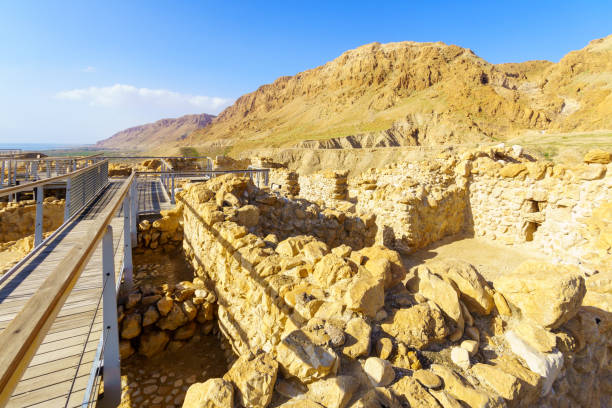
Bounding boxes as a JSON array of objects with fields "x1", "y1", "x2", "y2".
[
  {"x1": 183, "y1": 378, "x2": 234, "y2": 408},
  {"x1": 381, "y1": 303, "x2": 448, "y2": 350},
  {"x1": 306, "y1": 375, "x2": 358, "y2": 408},
  {"x1": 224, "y1": 353, "x2": 278, "y2": 408}
]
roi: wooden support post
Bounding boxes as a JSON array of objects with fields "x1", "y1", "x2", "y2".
[
  {"x1": 99, "y1": 225, "x2": 121, "y2": 408},
  {"x1": 34, "y1": 186, "x2": 43, "y2": 246}
]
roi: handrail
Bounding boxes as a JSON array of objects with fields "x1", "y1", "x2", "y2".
[
  {"x1": 0, "y1": 173, "x2": 135, "y2": 407},
  {"x1": 0, "y1": 159, "x2": 108, "y2": 197}
]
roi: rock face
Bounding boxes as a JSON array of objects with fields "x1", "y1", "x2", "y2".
[
  {"x1": 96, "y1": 113, "x2": 215, "y2": 150},
  {"x1": 185, "y1": 35, "x2": 612, "y2": 155},
  {"x1": 496, "y1": 261, "x2": 586, "y2": 328}
]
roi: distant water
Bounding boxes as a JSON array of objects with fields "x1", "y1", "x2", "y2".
[{"x1": 0, "y1": 143, "x2": 86, "y2": 151}]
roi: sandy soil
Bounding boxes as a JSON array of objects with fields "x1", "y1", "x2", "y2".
[{"x1": 402, "y1": 234, "x2": 548, "y2": 283}]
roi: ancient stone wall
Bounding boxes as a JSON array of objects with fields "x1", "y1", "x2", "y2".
[
  {"x1": 0, "y1": 198, "x2": 65, "y2": 243},
  {"x1": 269, "y1": 169, "x2": 300, "y2": 197},
  {"x1": 298, "y1": 170, "x2": 348, "y2": 205},
  {"x1": 178, "y1": 176, "x2": 385, "y2": 373},
  {"x1": 349, "y1": 158, "x2": 468, "y2": 253},
  {"x1": 468, "y1": 157, "x2": 612, "y2": 272}
]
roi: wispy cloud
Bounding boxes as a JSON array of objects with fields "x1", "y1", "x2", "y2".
[
  {"x1": 82, "y1": 66, "x2": 96, "y2": 73},
  {"x1": 55, "y1": 84, "x2": 233, "y2": 114}
]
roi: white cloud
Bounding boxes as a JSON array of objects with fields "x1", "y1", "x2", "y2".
[
  {"x1": 55, "y1": 84, "x2": 233, "y2": 114},
  {"x1": 82, "y1": 66, "x2": 96, "y2": 73}
]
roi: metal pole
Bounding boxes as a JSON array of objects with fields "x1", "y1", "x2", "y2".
[
  {"x1": 12, "y1": 160, "x2": 17, "y2": 185},
  {"x1": 100, "y1": 225, "x2": 121, "y2": 408},
  {"x1": 46, "y1": 160, "x2": 51, "y2": 178},
  {"x1": 0, "y1": 160, "x2": 4, "y2": 186},
  {"x1": 130, "y1": 180, "x2": 137, "y2": 246},
  {"x1": 122, "y1": 195, "x2": 133, "y2": 288},
  {"x1": 35, "y1": 186, "x2": 43, "y2": 246},
  {"x1": 64, "y1": 177, "x2": 71, "y2": 221},
  {"x1": 55, "y1": 160, "x2": 59, "y2": 177},
  {"x1": 171, "y1": 173, "x2": 175, "y2": 204}
]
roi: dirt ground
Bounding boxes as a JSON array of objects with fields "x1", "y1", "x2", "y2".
[{"x1": 402, "y1": 234, "x2": 548, "y2": 283}]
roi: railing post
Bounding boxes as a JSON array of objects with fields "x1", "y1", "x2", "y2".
[
  {"x1": 123, "y1": 194, "x2": 133, "y2": 288},
  {"x1": 35, "y1": 186, "x2": 43, "y2": 246},
  {"x1": 0, "y1": 160, "x2": 4, "y2": 186},
  {"x1": 171, "y1": 173, "x2": 175, "y2": 204},
  {"x1": 64, "y1": 177, "x2": 71, "y2": 221},
  {"x1": 130, "y1": 179, "x2": 137, "y2": 246},
  {"x1": 12, "y1": 160, "x2": 17, "y2": 185},
  {"x1": 55, "y1": 160, "x2": 59, "y2": 177},
  {"x1": 100, "y1": 225, "x2": 121, "y2": 408},
  {"x1": 46, "y1": 160, "x2": 51, "y2": 178}
]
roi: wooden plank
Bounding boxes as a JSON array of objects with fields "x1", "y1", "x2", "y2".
[{"x1": 0, "y1": 179, "x2": 130, "y2": 406}]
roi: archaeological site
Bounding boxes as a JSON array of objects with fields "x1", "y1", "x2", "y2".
[
  {"x1": 102, "y1": 144, "x2": 611, "y2": 408},
  {"x1": 1, "y1": 30, "x2": 612, "y2": 408}
]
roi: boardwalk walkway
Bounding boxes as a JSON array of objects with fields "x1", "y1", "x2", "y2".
[{"x1": 0, "y1": 181, "x2": 125, "y2": 407}]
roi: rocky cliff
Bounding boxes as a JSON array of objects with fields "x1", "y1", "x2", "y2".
[
  {"x1": 181, "y1": 35, "x2": 612, "y2": 155},
  {"x1": 96, "y1": 113, "x2": 215, "y2": 150}
]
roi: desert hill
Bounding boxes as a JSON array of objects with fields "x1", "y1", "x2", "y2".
[
  {"x1": 98, "y1": 35, "x2": 612, "y2": 154},
  {"x1": 181, "y1": 35, "x2": 611, "y2": 155},
  {"x1": 96, "y1": 113, "x2": 215, "y2": 150}
]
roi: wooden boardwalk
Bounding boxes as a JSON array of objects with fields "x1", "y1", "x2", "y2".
[
  {"x1": 0, "y1": 181, "x2": 125, "y2": 407},
  {"x1": 136, "y1": 178, "x2": 171, "y2": 214}
]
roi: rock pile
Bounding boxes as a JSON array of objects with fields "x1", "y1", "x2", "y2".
[
  {"x1": 137, "y1": 209, "x2": 183, "y2": 251},
  {"x1": 118, "y1": 279, "x2": 218, "y2": 360},
  {"x1": 0, "y1": 197, "x2": 65, "y2": 243}
]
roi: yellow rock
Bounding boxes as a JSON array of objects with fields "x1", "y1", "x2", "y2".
[
  {"x1": 183, "y1": 378, "x2": 234, "y2": 408},
  {"x1": 584, "y1": 149, "x2": 611, "y2": 164}
]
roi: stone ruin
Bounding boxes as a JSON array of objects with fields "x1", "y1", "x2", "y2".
[{"x1": 115, "y1": 147, "x2": 611, "y2": 408}]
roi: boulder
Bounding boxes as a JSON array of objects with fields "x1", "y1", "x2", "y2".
[
  {"x1": 425, "y1": 259, "x2": 494, "y2": 315},
  {"x1": 182, "y1": 378, "x2": 234, "y2": 408},
  {"x1": 429, "y1": 364, "x2": 494, "y2": 408},
  {"x1": 364, "y1": 357, "x2": 395, "y2": 387},
  {"x1": 276, "y1": 330, "x2": 339, "y2": 383},
  {"x1": 313, "y1": 253, "x2": 355, "y2": 287},
  {"x1": 342, "y1": 317, "x2": 372, "y2": 358},
  {"x1": 357, "y1": 246, "x2": 406, "y2": 288},
  {"x1": 139, "y1": 330, "x2": 170, "y2": 357},
  {"x1": 450, "y1": 347, "x2": 471, "y2": 370},
  {"x1": 495, "y1": 261, "x2": 586, "y2": 329},
  {"x1": 157, "y1": 303, "x2": 189, "y2": 330},
  {"x1": 119, "y1": 340, "x2": 135, "y2": 359},
  {"x1": 407, "y1": 266, "x2": 464, "y2": 337},
  {"x1": 413, "y1": 370, "x2": 442, "y2": 389},
  {"x1": 306, "y1": 376, "x2": 358, "y2": 408},
  {"x1": 121, "y1": 313, "x2": 142, "y2": 340},
  {"x1": 470, "y1": 363, "x2": 522, "y2": 401},
  {"x1": 504, "y1": 330, "x2": 563, "y2": 396},
  {"x1": 224, "y1": 353, "x2": 278, "y2": 408},
  {"x1": 376, "y1": 338, "x2": 393, "y2": 360},
  {"x1": 584, "y1": 149, "x2": 611, "y2": 164},
  {"x1": 391, "y1": 377, "x2": 442, "y2": 407},
  {"x1": 343, "y1": 273, "x2": 384, "y2": 318},
  {"x1": 381, "y1": 303, "x2": 449, "y2": 349},
  {"x1": 142, "y1": 305, "x2": 160, "y2": 327},
  {"x1": 301, "y1": 241, "x2": 330, "y2": 264}
]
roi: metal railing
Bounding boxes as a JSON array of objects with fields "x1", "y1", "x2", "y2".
[
  {"x1": 0, "y1": 153, "x2": 104, "y2": 188},
  {"x1": 0, "y1": 173, "x2": 137, "y2": 408},
  {"x1": 141, "y1": 167, "x2": 270, "y2": 205},
  {"x1": 0, "y1": 160, "x2": 109, "y2": 285}
]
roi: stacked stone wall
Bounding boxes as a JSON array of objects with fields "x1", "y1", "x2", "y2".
[
  {"x1": 298, "y1": 169, "x2": 348, "y2": 205},
  {"x1": 0, "y1": 198, "x2": 65, "y2": 243},
  {"x1": 269, "y1": 169, "x2": 300, "y2": 197}
]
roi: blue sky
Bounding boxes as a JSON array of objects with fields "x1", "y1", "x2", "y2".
[{"x1": 0, "y1": 1, "x2": 611, "y2": 145}]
